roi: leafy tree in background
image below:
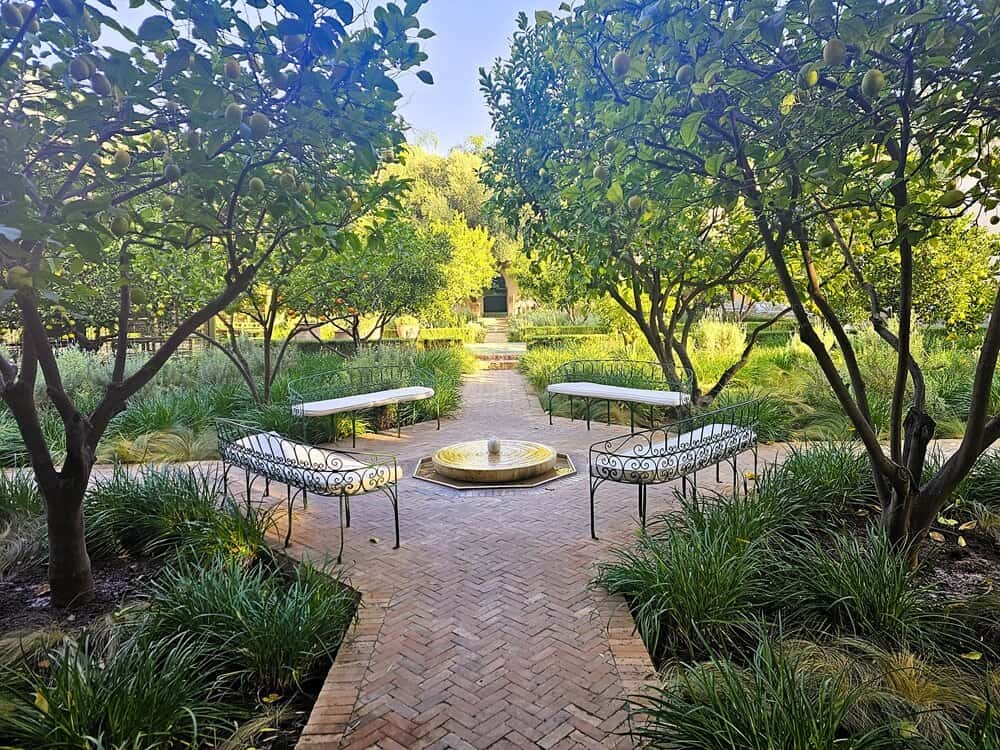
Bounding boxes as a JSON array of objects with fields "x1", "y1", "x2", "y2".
[
  {"x1": 389, "y1": 142, "x2": 521, "y2": 320},
  {"x1": 504, "y1": 0, "x2": 1000, "y2": 552},
  {"x1": 0, "y1": 0, "x2": 430, "y2": 605},
  {"x1": 301, "y1": 220, "x2": 450, "y2": 352}
]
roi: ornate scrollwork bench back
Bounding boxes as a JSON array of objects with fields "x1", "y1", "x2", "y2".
[
  {"x1": 216, "y1": 417, "x2": 400, "y2": 563},
  {"x1": 587, "y1": 399, "x2": 761, "y2": 538}
]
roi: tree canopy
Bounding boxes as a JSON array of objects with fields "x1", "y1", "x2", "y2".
[
  {"x1": 0, "y1": 0, "x2": 431, "y2": 605},
  {"x1": 484, "y1": 0, "x2": 1000, "y2": 550}
]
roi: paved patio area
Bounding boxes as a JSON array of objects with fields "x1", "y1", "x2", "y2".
[{"x1": 243, "y1": 369, "x2": 775, "y2": 749}]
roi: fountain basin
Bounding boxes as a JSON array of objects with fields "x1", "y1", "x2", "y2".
[{"x1": 431, "y1": 439, "x2": 557, "y2": 483}]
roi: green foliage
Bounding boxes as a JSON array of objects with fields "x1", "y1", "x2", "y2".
[
  {"x1": 777, "y1": 531, "x2": 963, "y2": 651},
  {"x1": 141, "y1": 557, "x2": 356, "y2": 693},
  {"x1": 595, "y1": 496, "x2": 783, "y2": 662},
  {"x1": 0, "y1": 633, "x2": 234, "y2": 749},
  {"x1": 630, "y1": 634, "x2": 899, "y2": 750},
  {"x1": 757, "y1": 442, "x2": 877, "y2": 520},
  {"x1": 85, "y1": 466, "x2": 271, "y2": 565}
]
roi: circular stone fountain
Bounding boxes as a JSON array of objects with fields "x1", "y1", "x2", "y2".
[{"x1": 431, "y1": 439, "x2": 558, "y2": 483}]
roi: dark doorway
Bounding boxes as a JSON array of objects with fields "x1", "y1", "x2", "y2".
[{"x1": 483, "y1": 275, "x2": 508, "y2": 316}]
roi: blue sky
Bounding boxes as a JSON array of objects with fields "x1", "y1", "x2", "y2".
[{"x1": 396, "y1": 0, "x2": 561, "y2": 152}]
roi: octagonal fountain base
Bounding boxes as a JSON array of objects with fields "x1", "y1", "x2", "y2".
[{"x1": 414, "y1": 439, "x2": 575, "y2": 490}]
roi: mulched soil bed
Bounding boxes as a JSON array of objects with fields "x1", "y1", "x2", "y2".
[
  {"x1": 0, "y1": 555, "x2": 162, "y2": 633},
  {"x1": 925, "y1": 529, "x2": 1000, "y2": 598}
]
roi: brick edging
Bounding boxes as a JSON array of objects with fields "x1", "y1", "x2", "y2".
[
  {"x1": 597, "y1": 592, "x2": 659, "y2": 742},
  {"x1": 296, "y1": 592, "x2": 392, "y2": 748}
]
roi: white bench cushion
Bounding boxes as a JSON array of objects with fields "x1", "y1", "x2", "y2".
[
  {"x1": 547, "y1": 381, "x2": 690, "y2": 407},
  {"x1": 228, "y1": 432, "x2": 400, "y2": 495},
  {"x1": 592, "y1": 423, "x2": 755, "y2": 484},
  {"x1": 292, "y1": 386, "x2": 434, "y2": 418}
]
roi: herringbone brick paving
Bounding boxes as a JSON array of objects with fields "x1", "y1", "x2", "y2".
[{"x1": 245, "y1": 369, "x2": 777, "y2": 749}]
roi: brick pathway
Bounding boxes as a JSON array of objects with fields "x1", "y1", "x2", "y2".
[{"x1": 255, "y1": 369, "x2": 770, "y2": 749}]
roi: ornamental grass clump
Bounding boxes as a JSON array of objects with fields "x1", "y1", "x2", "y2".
[
  {"x1": 775, "y1": 531, "x2": 965, "y2": 653},
  {"x1": 595, "y1": 496, "x2": 780, "y2": 662},
  {"x1": 140, "y1": 556, "x2": 356, "y2": 693},
  {"x1": 630, "y1": 634, "x2": 900, "y2": 750},
  {"x1": 0, "y1": 632, "x2": 234, "y2": 749}
]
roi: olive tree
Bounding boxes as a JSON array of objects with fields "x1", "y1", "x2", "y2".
[
  {"x1": 514, "y1": 0, "x2": 1000, "y2": 550},
  {"x1": 0, "y1": 0, "x2": 430, "y2": 605}
]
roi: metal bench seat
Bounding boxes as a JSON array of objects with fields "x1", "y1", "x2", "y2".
[
  {"x1": 588, "y1": 400, "x2": 760, "y2": 538},
  {"x1": 544, "y1": 359, "x2": 693, "y2": 431},
  {"x1": 217, "y1": 419, "x2": 400, "y2": 562}
]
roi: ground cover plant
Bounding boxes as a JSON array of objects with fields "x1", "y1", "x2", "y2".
[
  {"x1": 0, "y1": 464, "x2": 356, "y2": 748},
  {"x1": 522, "y1": 322, "x2": 1000, "y2": 444},
  {"x1": 0, "y1": 343, "x2": 471, "y2": 468},
  {"x1": 596, "y1": 442, "x2": 1000, "y2": 747}
]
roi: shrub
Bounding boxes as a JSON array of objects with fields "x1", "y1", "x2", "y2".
[
  {"x1": 0, "y1": 632, "x2": 234, "y2": 749},
  {"x1": 776, "y1": 531, "x2": 963, "y2": 651},
  {"x1": 85, "y1": 466, "x2": 271, "y2": 565},
  {"x1": 630, "y1": 634, "x2": 898, "y2": 750},
  {"x1": 141, "y1": 557, "x2": 356, "y2": 693},
  {"x1": 756, "y1": 442, "x2": 877, "y2": 522},
  {"x1": 595, "y1": 496, "x2": 777, "y2": 662}
]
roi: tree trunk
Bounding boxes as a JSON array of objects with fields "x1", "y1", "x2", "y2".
[{"x1": 43, "y1": 477, "x2": 94, "y2": 607}]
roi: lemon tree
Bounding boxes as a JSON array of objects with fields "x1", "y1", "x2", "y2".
[
  {"x1": 0, "y1": 0, "x2": 431, "y2": 606},
  {"x1": 486, "y1": 0, "x2": 1000, "y2": 551}
]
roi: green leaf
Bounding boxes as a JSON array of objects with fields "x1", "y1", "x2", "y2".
[
  {"x1": 606, "y1": 181, "x2": 624, "y2": 204},
  {"x1": 535, "y1": 10, "x2": 554, "y2": 25},
  {"x1": 417, "y1": 28, "x2": 435, "y2": 39},
  {"x1": 416, "y1": 70, "x2": 434, "y2": 85},
  {"x1": 705, "y1": 153, "x2": 724, "y2": 177},
  {"x1": 680, "y1": 112, "x2": 705, "y2": 147},
  {"x1": 66, "y1": 229, "x2": 104, "y2": 262},
  {"x1": 137, "y1": 15, "x2": 173, "y2": 41}
]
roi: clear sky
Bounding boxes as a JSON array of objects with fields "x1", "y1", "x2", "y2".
[{"x1": 396, "y1": 0, "x2": 562, "y2": 152}]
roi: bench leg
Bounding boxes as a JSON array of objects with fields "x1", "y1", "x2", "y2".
[
  {"x1": 284, "y1": 488, "x2": 294, "y2": 548},
  {"x1": 589, "y1": 477, "x2": 599, "y2": 540},
  {"x1": 548, "y1": 392, "x2": 553, "y2": 425},
  {"x1": 569, "y1": 396, "x2": 574, "y2": 422},
  {"x1": 607, "y1": 400, "x2": 612, "y2": 426},
  {"x1": 585, "y1": 398, "x2": 591, "y2": 431},
  {"x1": 351, "y1": 412, "x2": 357, "y2": 448},
  {"x1": 345, "y1": 495, "x2": 351, "y2": 528},
  {"x1": 629, "y1": 403, "x2": 635, "y2": 434},
  {"x1": 638, "y1": 484, "x2": 647, "y2": 529},
  {"x1": 389, "y1": 484, "x2": 400, "y2": 550},
  {"x1": 264, "y1": 477, "x2": 270, "y2": 497},
  {"x1": 337, "y1": 492, "x2": 346, "y2": 564},
  {"x1": 244, "y1": 470, "x2": 252, "y2": 514}
]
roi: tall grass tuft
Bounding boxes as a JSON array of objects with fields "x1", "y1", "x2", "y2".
[
  {"x1": 630, "y1": 633, "x2": 899, "y2": 750},
  {"x1": 595, "y1": 496, "x2": 778, "y2": 662},
  {"x1": 756, "y1": 441, "x2": 877, "y2": 522},
  {"x1": 140, "y1": 557, "x2": 357, "y2": 693},
  {"x1": 85, "y1": 466, "x2": 271, "y2": 565},
  {"x1": 0, "y1": 632, "x2": 235, "y2": 749},
  {"x1": 776, "y1": 531, "x2": 964, "y2": 651}
]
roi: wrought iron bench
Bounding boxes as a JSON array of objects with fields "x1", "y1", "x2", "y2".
[
  {"x1": 289, "y1": 365, "x2": 439, "y2": 447},
  {"x1": 588, "y1": 400, "x2": 760, "y2": 539},
  {"x1": 217, "y1": 418, "x2": 400, "y2": 563},
  {"x1": 546, "y1": 359, "x2": 693, "y2": 431}
]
